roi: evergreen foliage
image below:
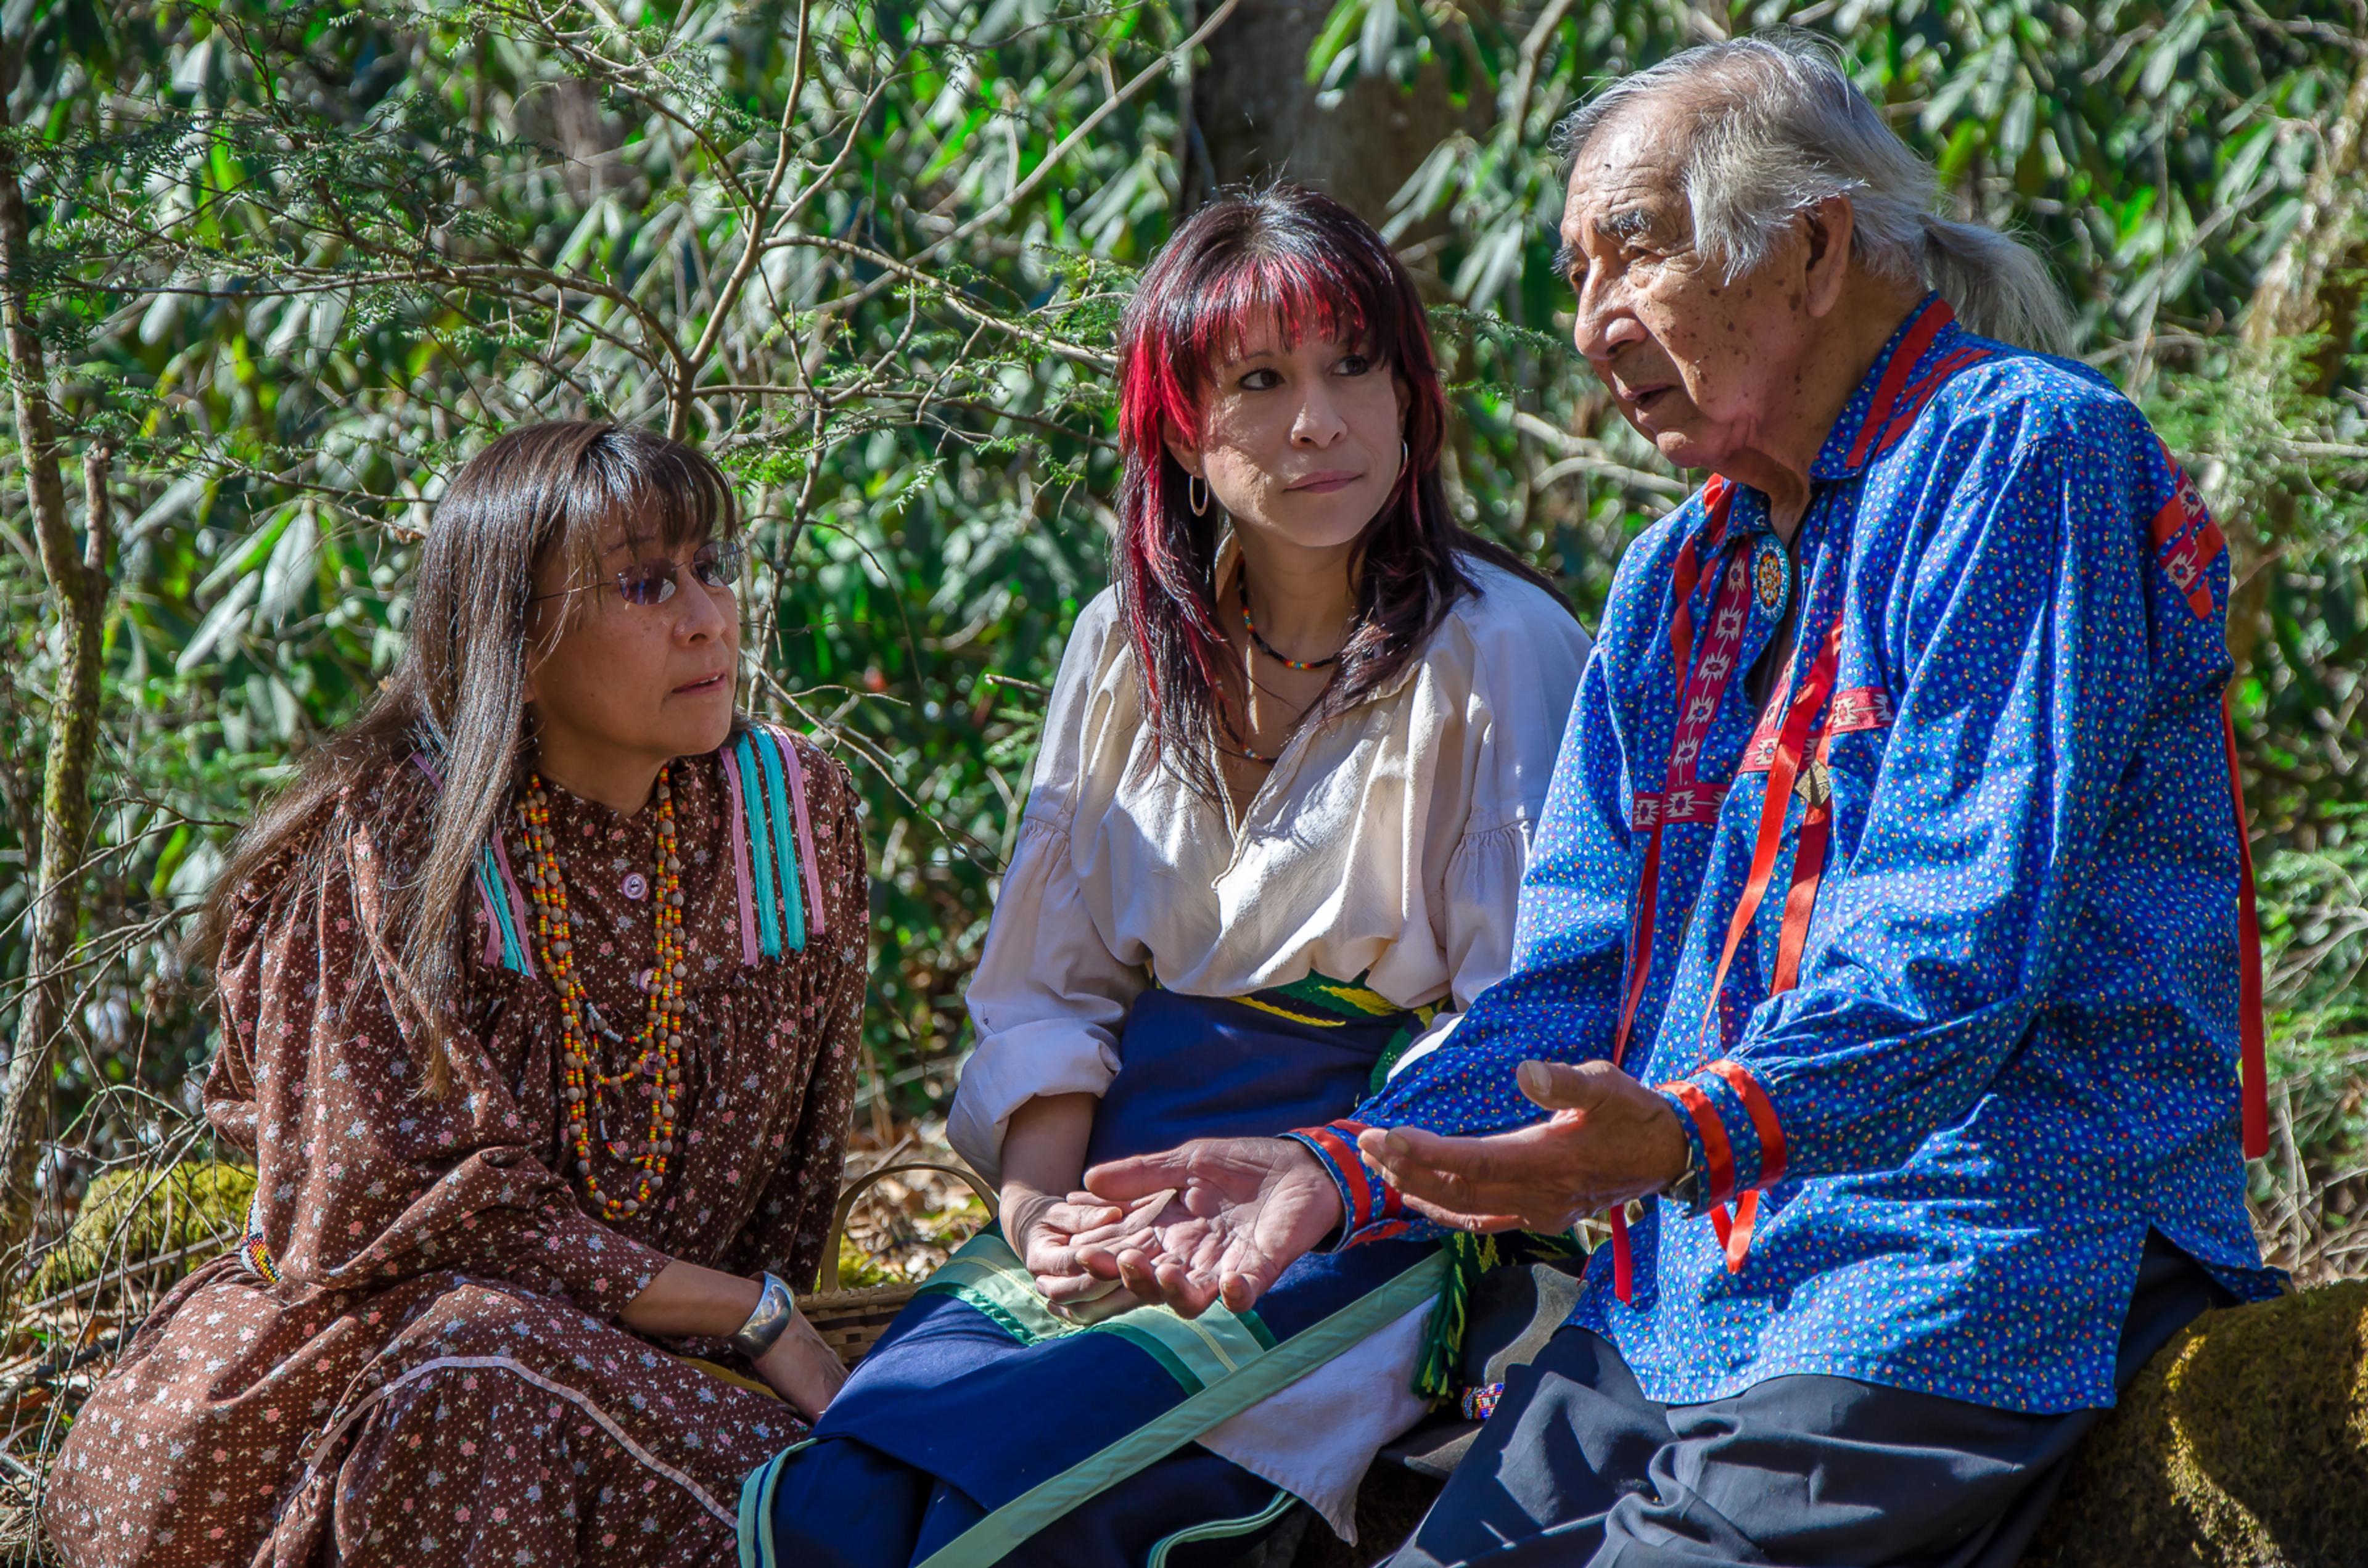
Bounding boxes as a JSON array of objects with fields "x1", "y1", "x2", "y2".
[{"x1": 1, "y1": 6, "x2": 2364, "y2": 1514}]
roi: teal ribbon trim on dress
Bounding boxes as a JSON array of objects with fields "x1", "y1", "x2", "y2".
[
  {"x1": 735, "y1": 733, "x2": 783, "y2": 959},
  {"x1": 915, "y1": 1245, "x2": 1074, "y2": 1346},
  {"x1": 475, "y1": 846, "x2": 528, "y2": 973},
  {"x1": 905, "y1": 1249, "x2": 1447, "y2": 1568},
  {"x1": 750, "y1": 728, "x2": 807, "y2": 953}
]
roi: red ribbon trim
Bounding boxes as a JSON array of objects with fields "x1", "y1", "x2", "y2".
[
  {"x1": 1868, "y1": 345, "x2": 1993, "y2": 462},
  {"x1": 1305, "y1": 1123, "x2": 1379, "y2": 1232},
  {"x1": 1843, "y1": 300, "x2": 1955, "y2": 470},
  {"x1": 1741, "y1": 685, "x2": 1893, "y2": 772},
  {"x1": 1662, "y1": 1079, "x2": 1737, "y2": 1204},
  {"x1": 1675, "y1": 601, "x2": 1843, "y2": 1285},
  {"x1": 1706, "y1": 1060, "x2": 1788, "y2": 1188},
  {"x1": 1715, "y1": 1191, "x2": 1760, "y2": 1273},
  {"x1": 2222, "y1": 691, "x2": 2268, "y2": 1161},
  {"x1": 1605, "y1": 486, "x2": 1749, "y2": 1303},
  {"x1": 1769, "y1": 731, "x2": 1836, "y2": 996},
  {"x1": 1694, "y1": 613, "x2": 1846, "y2": 1061}
]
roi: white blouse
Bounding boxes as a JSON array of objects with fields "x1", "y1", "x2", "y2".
[{"x1": 950, "y1": 547, "x2": 1592, "y2": 1186}]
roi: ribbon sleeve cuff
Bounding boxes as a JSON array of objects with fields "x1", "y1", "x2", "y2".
[
  {"x1": 1657, "y1": 1059, "x2": 1787, "y2": 1202},
  {"x1": 1283, "y1": 1122, "x2": 1415, "y2": 1249}
]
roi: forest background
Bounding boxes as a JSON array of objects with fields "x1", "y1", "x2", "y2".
[{"x1": 2, "y1": 0, "x2": 2367, "y2": 1534}]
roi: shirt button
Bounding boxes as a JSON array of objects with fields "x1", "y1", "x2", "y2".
[{"x1": 622, "y1": 872, "x2": 649, "y2": 901}]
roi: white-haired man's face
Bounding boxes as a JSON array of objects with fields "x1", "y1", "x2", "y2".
[{"x1": 1558, "y1": 101, "x2": 1856, "y2": 483}]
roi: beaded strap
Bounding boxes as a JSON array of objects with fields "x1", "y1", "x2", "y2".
[{"x1": 239, "y1": 1196, "x2": 281, "y2": 1286}]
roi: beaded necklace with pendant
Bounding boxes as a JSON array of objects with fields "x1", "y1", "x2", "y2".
[{"x1": 517, "y1": 766, "x2": 686, "y2": 1221}]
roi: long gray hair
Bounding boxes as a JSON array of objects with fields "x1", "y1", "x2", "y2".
[{"x1": 1556, "y1": 30, "x2": 2072, "y2": 353}]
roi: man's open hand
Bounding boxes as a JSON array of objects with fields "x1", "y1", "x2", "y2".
[
  {"x1": 1356, "y1": 1061, "x2": 1688, "y2": 1233},
  {"x1": 1075, "y1": 1138, "x2": 1344, "y2": 1318}
]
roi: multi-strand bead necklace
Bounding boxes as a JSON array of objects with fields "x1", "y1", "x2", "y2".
[
  {"x1": 1231, "y1": 570, "x2": 1357, "y2": 764},
  {"x1": 517, "y1": 766, "x2": 686, "y2": 1220}
]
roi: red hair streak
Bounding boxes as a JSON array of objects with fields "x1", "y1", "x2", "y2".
[{"x1": 1110, "y1": 187, "x2": 1550, "y2": 798}]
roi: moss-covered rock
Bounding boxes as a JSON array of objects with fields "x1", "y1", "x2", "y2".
[
  {"x1": 2025, "y1": 1281, "x2": 2368, "y2": 1568},
  {"x1": 30, "y1": 1160, "x2": 255, "y2": 1295}
]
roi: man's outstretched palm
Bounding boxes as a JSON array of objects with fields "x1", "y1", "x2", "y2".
[{"x1": 1076, "y1": 1138, "x2": 1342, "y2": 1318}]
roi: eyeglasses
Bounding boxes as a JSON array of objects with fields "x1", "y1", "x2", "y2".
[
  {"x1": 535, "y1": 540, "x2": 747, "y2": 609},
  {"x1": 615, "y1": 539, "x2": 746, "y2": 607}
]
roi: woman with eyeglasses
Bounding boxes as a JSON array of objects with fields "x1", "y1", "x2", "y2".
[{"x1": 44, "y1": 422, "x2": 864, "y2": 1568}]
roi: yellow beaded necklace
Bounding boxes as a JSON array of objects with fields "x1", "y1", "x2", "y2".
[{"x1": 517, "y1": 766, "x2": 686, "y2": 1221}]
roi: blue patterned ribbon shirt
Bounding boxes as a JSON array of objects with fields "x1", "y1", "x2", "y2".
[{"x1": 1289, "y1": 295, "x2": 2282, "y2": 1414}]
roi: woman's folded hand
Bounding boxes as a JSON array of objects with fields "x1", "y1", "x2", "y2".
[
  {"x1": 753, "y1": 1310, "x2": 850, "y2": 1424},
  {"x1": 1008, "y1": 1188, "x2": 1167, "y2": 1321}
]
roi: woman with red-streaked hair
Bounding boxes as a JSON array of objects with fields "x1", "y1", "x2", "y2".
[{"x1": 743, "y1": 186, "x2": 1591, "y2": 1566}]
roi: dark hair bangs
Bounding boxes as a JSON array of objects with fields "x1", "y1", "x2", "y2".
[
  {"x1": 1123, "y1": 217, "x2": 1412, "y2": 459},
  {"x1": 541, "y1": 429, "x2": 744, "y2": 626}
]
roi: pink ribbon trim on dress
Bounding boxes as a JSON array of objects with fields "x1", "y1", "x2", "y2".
[{"x1": 718, "y1": 746, "x2": 761, "y2": 966}]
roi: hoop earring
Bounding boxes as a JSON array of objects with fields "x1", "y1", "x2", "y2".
[
  {"x1": 1189, "y1": 475, "x2": 1210, "y2": 517},
  {"x1": 1401, "y1": 438, "x2": 1410, "y2": 475}
]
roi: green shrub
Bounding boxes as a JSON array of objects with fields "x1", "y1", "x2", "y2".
[{"x1": 31, "y1": 1161, "x2": 255, "y2": 1297}]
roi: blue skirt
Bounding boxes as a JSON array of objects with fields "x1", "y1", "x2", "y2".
[{"x1": 741, "y1": 983, "x2": 1447, "y2": 1568}]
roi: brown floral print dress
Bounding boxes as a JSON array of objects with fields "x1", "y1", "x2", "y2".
[{"x1": 43, "y1": 732, "x2": 867, "y2": 1568}]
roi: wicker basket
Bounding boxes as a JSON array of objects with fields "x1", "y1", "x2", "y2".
[{"x1": 798, "y1": 1160, "x2": 998, "y2": 1368}]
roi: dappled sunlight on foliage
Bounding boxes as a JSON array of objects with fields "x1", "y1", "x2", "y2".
[{"x1": 3, "y1": 0, "x2": 2367, "y2": 1553}]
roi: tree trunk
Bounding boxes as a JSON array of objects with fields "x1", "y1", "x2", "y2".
[
  {"x1": 1185, "y1": 0, "x2": 1482, "y2": 232},
  {"x1": 0, "y1": 39, "x2": 111, "y2": 1288}
]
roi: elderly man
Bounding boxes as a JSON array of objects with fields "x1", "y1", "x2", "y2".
[{"x1": 1082, "y1": 32, "x2": 2281, "y2": 1568}]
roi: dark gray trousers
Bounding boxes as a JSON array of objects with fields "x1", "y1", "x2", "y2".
[{"x1": 1385, "y1": 1232, "x2": 2229, "y2": 1568}]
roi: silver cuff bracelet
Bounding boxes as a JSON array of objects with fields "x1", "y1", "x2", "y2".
[{"x1": 730, "y1": 1271, "x2": 797, "y2": 1360}]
